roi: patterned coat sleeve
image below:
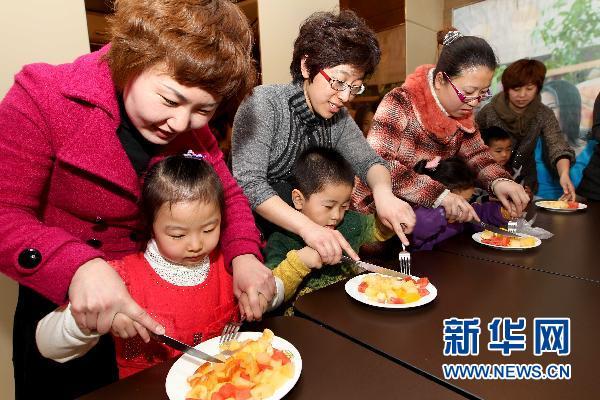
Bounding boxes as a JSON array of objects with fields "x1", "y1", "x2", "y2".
[{"x1": 354, "y1": 89, "x2": 448, "y2": 210}]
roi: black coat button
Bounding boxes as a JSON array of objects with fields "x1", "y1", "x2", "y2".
[
  {"x1": 86, "y1": 238, "x2": 102, "y2": 249},
  {"x1": 18, "y1": 248, "x2": 42, "y2": 269}
]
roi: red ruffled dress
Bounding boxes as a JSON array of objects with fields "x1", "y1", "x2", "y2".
[{"x1": 110, "y1": 249, "x2": 238, "y2": 378}]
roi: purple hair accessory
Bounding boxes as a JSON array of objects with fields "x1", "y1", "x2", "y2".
[{"x1": 183, "y1": 150, "x2": 205, "y2": 160}]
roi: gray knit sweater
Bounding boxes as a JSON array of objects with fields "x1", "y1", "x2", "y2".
[{"x1": 231, "y1": 82, "x2": 385, "y2": 209}]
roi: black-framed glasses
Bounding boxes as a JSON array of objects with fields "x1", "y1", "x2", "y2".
[
  {"x1": 319, "y1": 70, "x2": 365, "y2": 95},
  {"x1": 443, "y1": 72, "x2": 492, "y2": 103}
]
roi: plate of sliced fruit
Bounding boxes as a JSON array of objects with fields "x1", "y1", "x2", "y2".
[
  {"x1": 535, "y1": 200, "x2": 587, "y2": 212},
  {"x1": 166, "y1": 329, "x2": 301, "y2": 400},
  {"x1": 345, "y1": 273, "x2": 437, "y2": 309},
  {"x1": 472, "y1": 230, "x2": 541, "y2": 250}
]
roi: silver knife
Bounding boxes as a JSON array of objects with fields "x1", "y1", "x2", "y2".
[
  {"x1": 341, "y1": 255, "x2": 409, "y2": 278},
  {"x1": 473, "y1": 221, "x2": 520, "y2": 238},
  {"x1": 151, "y1": 333, "x2": 223, "y2": 363}
]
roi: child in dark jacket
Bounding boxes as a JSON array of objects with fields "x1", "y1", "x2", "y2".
[
  {"x1": 411, "y1": 157, "x2": 510, "y2": 251},
  {"x1": 482, "y1": 126, "x2": 533, "y2": 198}
]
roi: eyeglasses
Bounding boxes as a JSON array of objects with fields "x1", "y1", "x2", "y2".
[
  {"x1": 319, "y1": 70, "x2": 365, "y2": 95},
  {"x1": 443, "y1": 72, "x2": 492, "y2": 103}
]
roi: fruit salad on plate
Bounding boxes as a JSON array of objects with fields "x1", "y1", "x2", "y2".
[
  {"x1": 480, "y1": 230, "x2": 537, "y2": 248},
  {"x1": 358, "y1": 274, "x2": 430, "y2": 305},
  {"x1": 536, "y1": 200, "x2": 580, "y2": 209},
  {"x1": 186, "y1": 329, "x2": 294, "y2": 400}
]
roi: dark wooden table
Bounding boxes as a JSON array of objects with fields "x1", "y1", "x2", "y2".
[
  {"x1": 294, "y1": 250, "x2": 600, "y2": 400},
  {"x1": 80, "y1": 316, "x2": 465, "y2": 399},
  {"x1": 435, "y1": 202, "x2": 599, "y2": 283}
]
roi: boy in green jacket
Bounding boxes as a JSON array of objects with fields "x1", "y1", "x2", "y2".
[{"x1": 264, "y1": 147, "x2": 393, "y2": 314}]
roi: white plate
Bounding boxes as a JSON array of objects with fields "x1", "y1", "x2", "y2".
[
  {"x1": 535, "y1": 200, "x2": 587, "y2": 212},
  {"x1": 345, "y1": 273, "x2": 437, "y2": 309},
  {"x1": 165, "y1": 332, "x2": 302, "y2": 400},
  {"x1": 472, "y1": 232, "x2": 541, "y2": 250}
]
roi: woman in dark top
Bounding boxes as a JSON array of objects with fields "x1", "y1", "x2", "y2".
[{"x1": 476, "y1": 59, "x2": 576, "y2": 199}]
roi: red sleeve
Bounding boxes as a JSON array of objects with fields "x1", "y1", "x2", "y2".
[{"x1": 194, "y1": 126, "x2": 263, "y2": 267}]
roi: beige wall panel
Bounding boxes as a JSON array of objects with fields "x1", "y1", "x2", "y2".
[
  {"x1": 0, "y1": 275, "x2": 17, "y2": 400},
  {"x1": 405, "y1": 22, "x2": 438, "y2": 75},
  {"x1": 407, "y1": 0, "x2": 444, "y2": 30},
  {"x1": 0, "y1": 0, "x2": 89, "y2": 96},
  {"x1": 405, "y1": 0, "x2": 444, "y2": 78},
  {"x1": 369, "y1": 25, "x2": 406, "y2": 85},
  {"x1": 0, "y1": 1, "x2": 89, "y2": 398},
  {"x1": 258, "y1": 0, "x2": 339, "y2": 84}
]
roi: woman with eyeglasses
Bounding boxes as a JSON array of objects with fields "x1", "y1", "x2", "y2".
[
  {"x1": 232, "y1": 10, "x2": 416, "y2": 266},
  {"x1": 477, "y1": 59, "x2": 576, "y2": 200},
  {"x1": 354, "y1": 30, "x2": 529, "y2": 223}
]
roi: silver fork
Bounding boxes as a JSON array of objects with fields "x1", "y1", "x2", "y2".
[
  {"x1": 399, "y1": 243, "x2": 411, "y2": 276},
  {"x1": 216, "y1": 319, "x2": 242, "y2": 358},
  {"x1": 219, "y1": 319, "x2": 242, "y2": 345}
]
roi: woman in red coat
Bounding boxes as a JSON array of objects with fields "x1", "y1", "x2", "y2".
[{"x1": 0, "y1": 1, "x2": 274, "y2": 398}]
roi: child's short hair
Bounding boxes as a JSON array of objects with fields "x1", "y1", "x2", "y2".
[
  {"x1": 414, "y1": 157, "x2": 476, "y2": 191},
  {"x1": 481, "y1": 126, "x2": 511, "y2": 146},
  {"x1": 142, "y1": 154, "x2": 224, "y2": 227},
  {"x1": 292, "y1": 147, "x2": 355, "y2": 198}
]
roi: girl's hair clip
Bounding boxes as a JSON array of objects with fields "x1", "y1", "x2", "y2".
[
  {"x1": 183, "y1": 150, "x2": 205, "y2": 160},
  {"x1": 443, "y1": 30, "x2": 463, "y2": 46},
  {"x1": 425, "y1": 156, "x2": 441, "y2": 171}
]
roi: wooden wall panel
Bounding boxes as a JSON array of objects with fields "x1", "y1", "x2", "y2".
[
  {"x1": 84, "y1": 0, "x2": 114, "y2": 14},
  {"x1": 340, "y1": 0, "x2": 405, "y2": 32}
]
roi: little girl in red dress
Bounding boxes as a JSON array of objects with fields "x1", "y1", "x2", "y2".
[{"x1": 36, "y1": 153, "x2": 283, "y2": 378}]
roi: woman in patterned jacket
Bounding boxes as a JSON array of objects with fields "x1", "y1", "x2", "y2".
[{"x1": 353, "y1": 30, "x2": 529, "y2": 223}]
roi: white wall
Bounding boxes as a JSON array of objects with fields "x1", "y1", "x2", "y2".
[
  {"x1": 257, "y1": 0, "x2": 339, "y2": 84},
  {"x1": 405, "y1": 0, "x2": 444, "y2": 75},
  {"x1": 0, "y1": 1, "x2": 89, "y2": 398}
]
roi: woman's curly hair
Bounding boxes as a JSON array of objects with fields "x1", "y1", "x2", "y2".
[
  {"x1": 290, "y1": 10, "x2": 380, "y2": 83},
  {"x1": 106, "y1": 0, "x2": 257, "y2": 111}
]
